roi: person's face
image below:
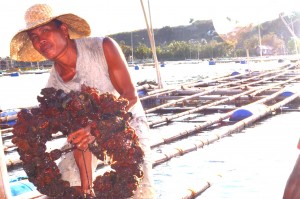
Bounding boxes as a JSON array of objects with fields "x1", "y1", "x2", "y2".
[{"x1": 27, "y1": 21, "x2": 69, "y2": 60}]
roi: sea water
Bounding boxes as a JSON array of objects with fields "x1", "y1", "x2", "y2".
[{"x1": 1, "y1": 60, "x2": 299, "y2": 199}]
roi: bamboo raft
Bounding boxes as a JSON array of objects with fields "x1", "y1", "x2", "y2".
[{"x1": 1, "y1": 61, "x2": 300, "y2": 198}]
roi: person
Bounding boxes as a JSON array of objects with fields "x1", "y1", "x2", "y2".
[
  {"x1": 10, "y1": 4, "x2": 155, "y2": 198},
  {"x1": 283, "y1": 154, "x2": 300, "y2": 198}
]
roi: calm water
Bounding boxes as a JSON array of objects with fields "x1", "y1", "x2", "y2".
[{"x1": 2, "y1": 60, "x2": 299, "y2": 199}]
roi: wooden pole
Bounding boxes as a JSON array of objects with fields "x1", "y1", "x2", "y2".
[
  {"x1": 150, "y1": 86, "x2": 294, "y2": 149},
  {"x1": 140, "y1": 0, "x2": 163, "y2": 89},
  {"x1": 179, "y1": 175, "x2": 222, "y2": 199},
  {"x1": 152, "y1": 92, "x2": 300, "y2": 167},
  {"x1": 0, "y1": 130, "x2": 12, "y2": 199},
  {"x1": 144, "y1": 66, "x2": 293, "y2": 113}
]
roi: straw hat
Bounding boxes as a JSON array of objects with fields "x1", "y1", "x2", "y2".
[{"x1": 10, "y1": 4, "x2": 91, "y2": 62}]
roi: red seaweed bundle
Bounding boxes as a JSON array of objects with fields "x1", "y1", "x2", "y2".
[{"x1": 12, "y1": 85, "x2": 144, "y2": 199}]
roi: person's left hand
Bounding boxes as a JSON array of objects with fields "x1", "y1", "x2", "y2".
[{"x1": 67, "y1": 125, "x2": 95, "y2": 151}]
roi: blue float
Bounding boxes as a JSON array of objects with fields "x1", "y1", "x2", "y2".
[
  {"x1": 10, "y1": 72, "x2": 20, "y2": 77},
  {"x1": 231, "y1": 71, "x2": 240, "y2": 76},
  {"x1": 0, "y1": 110, "x2": 18, "y2": 117},
  {"x1": 134, "y1": 65, "x2": 140, "y2": 70},
  {"x1": 280, "y1": 91, "x2": 294, "y2": 97},
  {"x1": 1, "y1": 109, "x2": 19, "y2": 127},
  {"x1": 1, "y1": 120, "x2": 16, "y2": 127},
  {"x1": 279, "y1": 86, "x2": 297, "y2": 97},
  {"x1": 208, "y1": 61, "x2": 216, "y2": 65},
  {"x1": 10, "y1": 180, "x2": 36, "y2": 196},
  {"x1": 230, "y1": 104, "x2": 268, "y2": 122},
  {"x1": 137, "y1": 89, "x2": 147, "y2": 97},
  {"x1": 240, "y1": 60, "x2": 247, "y2": 64}
]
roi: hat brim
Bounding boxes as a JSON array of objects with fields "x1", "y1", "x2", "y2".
[{"x1": 10, "y1": 13, "x2": 91, "y2": 62}]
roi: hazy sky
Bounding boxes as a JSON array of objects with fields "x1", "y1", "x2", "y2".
[{"x1": 0, "y1": 0, "x2": 298, "y2": 57}]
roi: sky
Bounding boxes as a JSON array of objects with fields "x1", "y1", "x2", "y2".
[{"x1": 0, "y1": 0, "x2": 298, "y2": 57}]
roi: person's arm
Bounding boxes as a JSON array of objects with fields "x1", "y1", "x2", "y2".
[
  {"x1": 67, "y1": 126, "x2": 95, "y2": 195},
  {"x1": 283, "y1": 154, "x2": 300, "y2": 199},
  {"x1": 102, "y1": 37, "x2": 138, "y2": 110}
]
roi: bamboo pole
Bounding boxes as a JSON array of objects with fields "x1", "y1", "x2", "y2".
[
  {"x1": 140, "y1": 89, "x2": 177, "y2": 101},
  {"x1": 148, "y1": 88, "x2": 256, "y2": 126},
  {"x1": 0, "y1": 115, "x2": 17, "y2": 123},
  {"x1": 140, "y1": 68, "x2": 256, "y2": 100},
  {"x1": 150, "y1": 87, "x2": 292, "y2": 149},
  {"x1": 142, "y1": 63, "x2": 294, "y2": 101},
  {"x1": 145, "y1": 66, "x2": 293, "y2": 113},
  {"x1": 179, "y1": 175, "x2": 222, "y2": 199},
  {"x1": 228, "y1": 69, "x2": 298, "y2": 90},
  {"x1": 148, "y1": 74, "x2": 300, "y2": 126},
  {"x1": 139, "y1": 67, "x2": 264, "y2": 101},
  {"x1": 136, "y1": 83, "x2": 157, "y2": 91},
  {"x1": 140, "y1": 0, "x2": 163, "y2": 89},
  {"x1": 151, "y1": 95, "x2": 265, "y2": 101},
  {"x1": 152, "y1": 92, "x2": 300, "y2": 167},
  {"x1": 0, "y1": 130, "x2": 12, "y2": 199},
  {"x1": 139, "y1": 72, "x2": 239, "y2": 100},
  {"x1": 0, "y1": 128, "x2": 13, "y2": 134}
]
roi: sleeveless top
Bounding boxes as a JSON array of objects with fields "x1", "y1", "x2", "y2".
[
  {"x1": 47, "y1": 37, "x2": 118, "y2": 95},
  {"x1": 47, "y1": 37, "x2": 145, "y2": 119},
  {"x1": 46, "y1": 37, "x2": 155, "y2": 198}
]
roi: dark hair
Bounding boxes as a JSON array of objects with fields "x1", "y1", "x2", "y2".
[{"x1": 52, "y1": 19, "x2": 63, "y2": 28}]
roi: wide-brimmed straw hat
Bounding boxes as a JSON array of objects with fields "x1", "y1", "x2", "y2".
[{"x1": 10, "y1": 4, "x2": 91, "y2": 62}]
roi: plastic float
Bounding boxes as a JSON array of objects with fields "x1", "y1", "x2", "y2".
[
  {"x1": 279, "y1": 86, "x2": 299, "y2": 97},
  {"x1": 10, "y1": 72, "x2": 20, "y2": 77},
  {"x1": 231, "y1": 71, "x2": 240, "y2": 76},
  {"x1": 9, "y1": 177, "x2": 36, "y2": 196},
  {"x1": 208, "y1": 60, "x2": 216, "y2": 65},
  {"x1": 229, "y1": 104, "x2": 268, "y2": 121},
  {"x1": 0, "y1": 109, "x2": 19, "y2": 127}
]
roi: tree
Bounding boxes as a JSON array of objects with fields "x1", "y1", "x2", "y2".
[
  {"x1": 262, "y1": 33, "x2": 285, "y2": 55},
  {"x1": 243, "y1": 36, "x2": 259, "y2": 56},
  {"x1": 135, "y1": 43, "x2": 151, "y2": 60}
]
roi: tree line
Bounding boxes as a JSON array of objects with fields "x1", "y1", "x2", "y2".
[{"x1": 111, "y1": 13, "x2": 300, "y2": 63}]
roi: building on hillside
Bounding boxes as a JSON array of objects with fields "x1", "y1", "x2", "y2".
[{"x1": 255, "y1": 45, "x2": 274, "y2": 56}]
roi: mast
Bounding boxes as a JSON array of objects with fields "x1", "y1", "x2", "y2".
[
  {"x1": 131, "y1": 31, "x2": 134, "y2": 63},
  {"x1": 258, "y1": 24, "x2": 263, "y2": 59},
  {"x1": 279, "y1": 13, "x2": 299, "y2": 54},
  {"x1": 140, "y1": 0, "x2": 164, "y2": 89}
]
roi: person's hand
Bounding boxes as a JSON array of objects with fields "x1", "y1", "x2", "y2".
[{"x1": 67, "y1": 125, "x2": 95, "y2": 151}]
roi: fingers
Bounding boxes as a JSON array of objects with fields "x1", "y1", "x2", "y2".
[
  {"x1": 68, "y1": 129, "x2": 89, "y2": 143},
  {"x1": 68, "y1": 126, "x2": 95, "y2": 151}
]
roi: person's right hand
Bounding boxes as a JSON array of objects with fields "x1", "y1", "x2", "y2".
[{"x1": 67, "y1": 125, "x2": 95, "y2": 151}]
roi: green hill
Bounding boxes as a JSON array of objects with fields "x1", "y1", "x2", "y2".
[{"x1": 109, "y1": 14, "x2": 300, "y2": 60}]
